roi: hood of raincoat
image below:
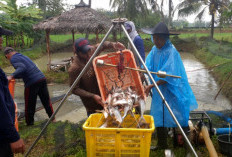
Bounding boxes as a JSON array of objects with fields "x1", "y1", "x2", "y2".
[{"x1": 124, "y1": 21, "x2": 139, "y2": 42}]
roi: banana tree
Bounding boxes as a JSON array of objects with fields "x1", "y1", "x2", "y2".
[{"x1": 0, "y1": 0, "x2": 42, "y2": 47}]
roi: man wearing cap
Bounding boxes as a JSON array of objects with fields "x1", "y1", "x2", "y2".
[
  {"x1": 143, "y1": 22, "x2": 198, "y2": 149},
  {"x1": 4, "y1": 47, "x2": 54, "y2": 126},
  {"x1": 124, "y1": 21, "x2": 145, "y2": 67},
  {"x1": 0, "y1": 27, "x2": 25, "y2": 156},
  {"x1": 68, "y1": 38, "x2": 125, "y2": 116}
]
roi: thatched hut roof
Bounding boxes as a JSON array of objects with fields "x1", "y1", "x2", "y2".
[
  {"x1": 57, "y1": 7, "x2": 111, "y2": 33},
  {"x1": 33, "y1": 16, "x2": 60, "y2": 31},
  {"x1": 33, "y1": 4, "x2": 111, "y2": 33}
]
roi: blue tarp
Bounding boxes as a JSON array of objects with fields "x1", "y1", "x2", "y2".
[{"x1": 146, "y1": 39, "x2": 198, "y2": 127}]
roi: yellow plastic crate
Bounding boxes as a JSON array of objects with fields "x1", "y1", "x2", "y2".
[{"x1": 83, "y1": 113, "x2": 155, "y2": 157}]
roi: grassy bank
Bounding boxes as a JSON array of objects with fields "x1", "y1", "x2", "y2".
[
  {"x1": 17, "y1": 120, "x2": 86, "y2": 157},
  {"x1": 192, "y1": 38, "x2": 232, "y2": 102}
]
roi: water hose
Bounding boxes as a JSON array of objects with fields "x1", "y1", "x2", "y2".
[
  {"x1": 206, "y1": 111, "x2": 232, "y2": 125},
  {"x1": 201, "y1": 125, "x2": 218, "y2": 157}
]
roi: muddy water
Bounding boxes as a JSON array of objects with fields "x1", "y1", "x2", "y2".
[
  {"x1": 4, "y1": 52, "x2": 74, "y2": 72},
  {"x1": 181, "y1": 52, "x2": 232, "y2": 111},
  {"x1": 3, "y1": 51, "x2": 232, "y2": 122}
]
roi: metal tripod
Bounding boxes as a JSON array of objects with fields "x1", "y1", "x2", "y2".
[{"x1": 24, "y1": 18, "x2": 198, "y2": 157}]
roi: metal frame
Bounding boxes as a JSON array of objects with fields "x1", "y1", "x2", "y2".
[
  {"x1": 25, "y1": 18, "x2": 198, "y2": 157},
  {"x1": 190, "y1": 111, "x2": 213, "y2": 136}
]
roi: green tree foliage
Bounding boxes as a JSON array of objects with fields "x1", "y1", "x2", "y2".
[
  {"x1": 148, "y1": 0, "x2": 176, "y2": 28},
  {"x1": 0, "y1": 0, "x2": 43, "y2": 47},
  {"x1": 32, "y1": 0, "x2": 65, "y2": 19},
  {"x1": 135, "y1": 10, "x2": 161, "y2": 28},
  {"x1": 220, "y1": 2, "x2": 232, "y2": 26},
  {"x1": 109, "y1": 0, "x2": 149, "y2": 21},
  {"x1": 177, "y1": 0, "x2": 230, "y2": 39}
]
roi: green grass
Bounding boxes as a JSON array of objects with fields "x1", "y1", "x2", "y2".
[
  {"x1": 179, "y1": 33, "x2": 209, "y2": 39},
  {"x1": 214, "y1": 33, "x2": 232, "y2": 42},
  {"x1": 17, "y1": 120, "x2": 86, "y2": 157},
  {"x1": 194, "y1": 45, "x2": 232, "y2": 102},
  {"x1": 177, "y1": 32, "x2": 232, "y2": 43},
  {"x1": 16, "y1": 118, "x2": 228, "y2": 157}
]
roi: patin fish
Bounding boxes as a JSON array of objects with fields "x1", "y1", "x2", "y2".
[{"x1": 99, "y1": 87, "x2": 147, "y2": 128}]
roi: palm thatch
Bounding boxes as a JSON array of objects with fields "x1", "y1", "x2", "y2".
[
  {"x1": 57, "y1": 7, "x2": 111, "y2": 33},
  {"x1": 33, "y1": 16, "x2": 60, "y2": 31},
  {"x1": 33, "y1": 6, "x2": 111, "y2": 33}
]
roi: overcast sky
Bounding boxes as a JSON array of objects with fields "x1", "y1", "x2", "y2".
[{"x1": 17, "y1": 0, "x2": 212, "y2": 23}]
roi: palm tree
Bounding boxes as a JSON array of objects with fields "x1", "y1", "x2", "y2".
[
  {"x1": 109, "y1": 0, "x2": 149, "y2": 21},
  {"x1": 177, "y1": 0, "x2": 230, "y2": 39},
  {"x1": 0, "y1": 0, "x2": 42, "y2": 47},
  {"x1": 148, "y1": 0, "x2": 177, "y2": 28}
]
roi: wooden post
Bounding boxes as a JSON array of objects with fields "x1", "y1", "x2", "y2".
[
  {"x1": 96, "y1": 29, "x2": 99, "y2": 43},
  {"x1": 46, "y1": 29, "x2": 51, "y2": 71},
  {"x1": 72, "y1": 30, "x2": 75, "y2": 55}
]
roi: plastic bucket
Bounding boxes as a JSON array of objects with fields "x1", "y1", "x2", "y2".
[
  {"x1": 217, "y1": 134, "x2": 232, "y2": 156},
  {"x1": 8, "y1": 79, "x2": 15, "y2": 99}
]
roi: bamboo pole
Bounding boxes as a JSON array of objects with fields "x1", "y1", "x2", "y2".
[
  {"x1": 46, "y1": 29, "x2": 51, "y2": 71},
  {"x1": 72, "y1": 30, "x2": 75, "y2": 55},
  {"x1": 96, "y1": 60, "x2": 181, "y2": 78}
]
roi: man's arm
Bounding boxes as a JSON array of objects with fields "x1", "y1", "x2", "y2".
[
  {"x1": 10, "y1": 60, "x2": 26, "y2": 79},
  {"x1": 68, "y1": 66, "x2": 105, "y2": 106},
  {"x1": 144, "y1": 80, "x2": 166, "y2": 96},
  {"x1": 93, "y1": 41, "x2": 125, "y2": 53},
  {"x1": 135, "y1": 37, "x2": 145, "y2": 63},
  {"x1": 0, "y1": 84, "x2": 25, "y2": 154}
]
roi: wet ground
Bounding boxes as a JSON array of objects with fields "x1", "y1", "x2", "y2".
[{"x1": 4, "y1": 51, "x2": 232, "y2": 123}]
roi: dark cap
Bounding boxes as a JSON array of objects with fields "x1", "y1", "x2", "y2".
[
  {"x1": 74, "y1": 38, "x2": 91, "y2": 54},
  {"x1": 141, "y1": 22, "x2": 179, "y2": 35},
  {"x1": 4, "y1": 47, "x2": 15, "y2": 55},
  {"x1": 0, "y1": 26, "x2": 13, "y2": 36}
]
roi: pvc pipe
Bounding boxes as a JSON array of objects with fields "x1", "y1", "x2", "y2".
[
  {"x1": 201, "y1": 126, "x2": 218, "y2": 157},
  {"x1": 214, "y1": 128, "x2": 232, "y2": 135}
]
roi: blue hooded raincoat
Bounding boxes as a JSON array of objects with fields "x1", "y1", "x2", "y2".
[{"x1": 146, "y1": 39, "x2": 198, "y2": 127}]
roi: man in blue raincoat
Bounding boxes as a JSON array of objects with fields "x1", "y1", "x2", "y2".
[{"x1": 142, "y1": 22, "x2": 198, "y2": 149}]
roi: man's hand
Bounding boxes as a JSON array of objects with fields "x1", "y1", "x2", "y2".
[
  {"x1": 10, "y1": 139, "x2": 25, "y2": 154},
  {"x1": 7, "y1": 75, "x2": 13, "y2": 81},
  {"x1": 144, "y1": 84, "x2": 154, "y2": 97},
  {"x1": 93, "y1": 95, "x2": 105, "y2": 107},
  {"x1": 113, "y1": 42, "x2": 125, "y2": 50}
]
